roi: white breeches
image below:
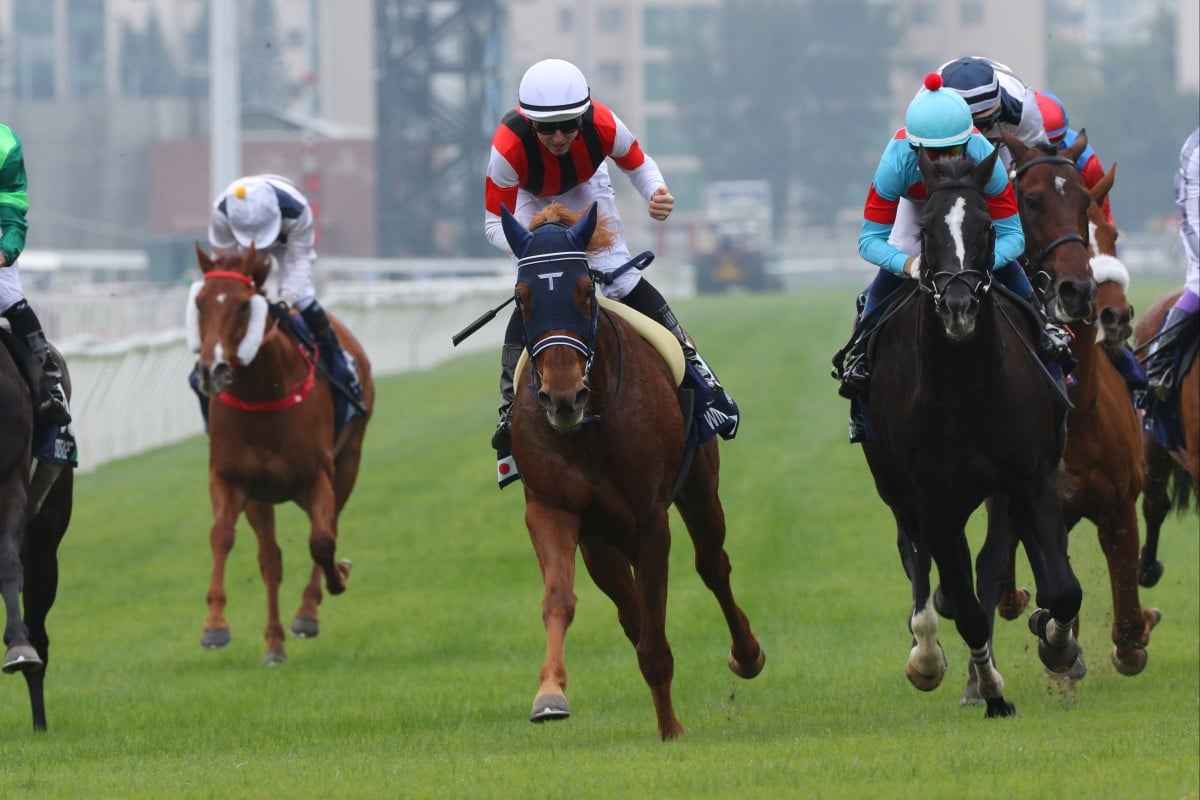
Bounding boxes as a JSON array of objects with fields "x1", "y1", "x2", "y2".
[{"x1": 0, "y1": 261, "x2": 26, "y2": 312}]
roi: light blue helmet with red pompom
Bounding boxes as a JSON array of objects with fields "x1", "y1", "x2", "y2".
[{"x1": 905, "y1": 73, "x2": 974, "y2": 149}]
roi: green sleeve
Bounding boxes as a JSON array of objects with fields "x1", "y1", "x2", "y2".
[{"x1": 0, "y1": 126, "x2": 29, "y2": 264}]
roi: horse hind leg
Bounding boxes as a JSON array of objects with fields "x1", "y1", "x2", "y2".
[
  {"x1": 580, "y1": 539, "x2": 641, "y2": 646},
  {"x1": 291, "y1": 559, "x2": 352, "y2": 640},
  {"x1": 1138, "y1": 439, "x2": 1172, "y2": 588},
  {"x1": 674, "y1": 453, "x2": 764, "y2": 680}
]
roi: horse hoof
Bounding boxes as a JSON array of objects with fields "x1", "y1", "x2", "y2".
[
  {"x1": 201, "y1": 628, "x2": 231, "y2": 649},
  {"x1": 291, "y1": 616, "x2": 320, "y2": 638},
  {"x1": 530, "y1": 693, "x2": 570, "y2": 722},
  {"x1": 263, "y1": 650, "x2": 289, "y2": 666},
  {"x1": 984, "y1": 697, "x2": 1017, "y2": 718},
  {"x1": 338, "y1": 559, "x2": 353, "y2": 581},
  {"x1": 728, "y1": 646, "x2": 765, "y2": 679},
  {"x1": 1138, "y1": 559, "x2": 1163, "y2": 588},
  {"x1": 959, "y1": 680, "x2": 984, "y2": 706},
  {"x1": 2, "y1": 645, "x2": 42, "y2": 674},
  {"x1": 998, "y1": 588, "x2": 1031, "y2": 621},
  {"x1": 1112, "y1": 646, "x2": 1147, "y2": 676}
]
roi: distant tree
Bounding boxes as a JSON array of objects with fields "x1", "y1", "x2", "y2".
[
  {"x1": 119, "y1": 9, "x2": 180, "y2": 96},
  {"x1": 668, "y1": 0, "x2": 897, "y2": 234},
  {"x1": 239, "y1": 0, "x2": 299, "y2": 111},
  {"x1": 1047, "y1": 7, "x2": 1199, "y2": 231}
]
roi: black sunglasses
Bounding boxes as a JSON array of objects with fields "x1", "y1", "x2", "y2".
[{"x1": 532, "y1": 117, "x2": 583, "y2": 135}]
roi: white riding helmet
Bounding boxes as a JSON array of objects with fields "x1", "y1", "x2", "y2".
[
  {"x1": 225, "y1": 179, "x2": 281, "y2": 249},
  {"x1": 518, "y1": 59, "x2": 591, "y2": 122}
]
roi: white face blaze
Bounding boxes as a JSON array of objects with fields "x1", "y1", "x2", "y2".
[
  {"x1": 1055, "y1": 175, "x2": 1067, "y2": 196},
  {"x1": 941, "y1": 196, "x2": 968, "y2": 269}
]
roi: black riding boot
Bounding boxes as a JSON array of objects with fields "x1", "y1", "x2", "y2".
[
  {"x1": 1027, "y1": 293, "x2": 1074, "y2": 365},
  {"x1": 3, "y1": 301, "x2": 71, "y2": 426},
  {"x1": 300, "y1": 301, "x2": 339, "y2": 376},
  {"x1": 651, "y1": 303, "x2": 725, "y2": 395},
  {"x1": 1144, "y1": 305, "x2": 1191, "y2": 400},
  {"x1": 491, "y1": 343, "x2": 523, "y2": 452},
  {"x1": 27, "y1": 331, "x2": 71, "y2": 426},
  {"x1": 834, "y1": 293, "x2": 871, "y2": 399}
]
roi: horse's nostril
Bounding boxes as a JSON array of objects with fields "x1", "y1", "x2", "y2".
[{"x1": 575, "y1": 388, "x2": 590, "y2": 408}]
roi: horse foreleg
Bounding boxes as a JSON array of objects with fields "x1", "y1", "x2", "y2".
[
  {"x1": 898, "y1": 518, "x2": 945, "y2": 692},
  {"x1": 929, "y1": 532, "x2": 1015, "y2": 718},
  {"x1": 1139, "y1": 437, "x2": 1172, "y2": 587},
  {"x1": 983, "y1": 497, "x2": 1030, "y2": 621},
  {"x1": 526, "y1": 500, "x2": 579, "y2": 724},
  {"x1": 1015, "y1": 484, "x2": 1083, "y2": 675},
  {"x1": 244, "y1": 501, "x2": 287, "y2": 665},
  {"x1": 1096, "y1": 504, "x2": 1160, "y2": 676},
  {"x1": 633, "y1": 508, "x2": 683, "y2": 741},
  {"x1": 202, "y1": 480, "x2": 243, "y2": 649},
  {"x1": 0, "y1": 476, "x2": 38, "y2": 675},
  {"x1": 674, "y1": 486, "x2": 763, "y2": 681}
]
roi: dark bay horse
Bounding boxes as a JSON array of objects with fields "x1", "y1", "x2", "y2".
[
  {"x1": 863, "y1": 148, "x2": 1081, "y2": 718},
  {"x1": 501, "y1": 202, "x2": 763, "y2": 740},
  {"x1": 984, "y1": 141, "x2": 1158, "y2": 682},
  {"x1": 190, "y1": 244, "x2": 374, "y2": 664},
  {"x1": 1, "y1": 338, "x2": 73, "y2": 730},
  {"x1": 1135, "y1": 289, "x2": 1198, "y2": 587}
]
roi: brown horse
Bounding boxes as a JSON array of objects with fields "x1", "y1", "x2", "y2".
[
  {"x1": 1, "y1": 337, "x2": 73, "y2": 730},
  {"x1": 501, "y1": 202, "x2": 763, "y2": 740},
  {"x1": 983, "y1": 138, "x2": 1158, "y2": 684},
  {"x1": 1135, "y1": 288, "x2": 1199, "y2": 587},
  {"x1": 190, "y1": 244, "x2": 374, "y2": 663}
]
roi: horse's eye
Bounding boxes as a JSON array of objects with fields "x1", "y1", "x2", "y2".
[{"x1": 1023, "y1": 196, "x2": 1044, "y2": 214}]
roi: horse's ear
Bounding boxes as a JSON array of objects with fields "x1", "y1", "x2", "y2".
[
  {"x1": 972, "y1": 144, "x2": 1001, "y2": 189},
  {"x1": 916, "y1": 146, "x2": 936, "y2": 184},
  {"x1": 1000, "y1": 130, "x2": 1028, "y2": 164},
  {"x1": 1091, "y1": 162, "x2": 1116, "y2": 205},
  {"x1": 1064, "y1": 127, "x2": 1089, "y2": 165},
  {"x1": 500, "y1": 204, "x2": 533, "y2": 257},
  {"x1": 568, "y1": 202, "x2": 598, "y2": 250},
  {"x1": 195, "y1": 241, "x2": 214, "y2": 274}
]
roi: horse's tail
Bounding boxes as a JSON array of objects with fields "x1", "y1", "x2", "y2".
[{"x1": 1167, "y1": 460, "x2": 1194, "y2": 517}]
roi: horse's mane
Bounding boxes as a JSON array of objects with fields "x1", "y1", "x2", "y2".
[{"x1": 528, "y1": 203, "x2": 618, "y2": 253}]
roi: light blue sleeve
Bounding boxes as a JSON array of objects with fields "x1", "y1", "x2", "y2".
[{"x1": 859, "y1": 219, "x2": 910, "y2": 275}]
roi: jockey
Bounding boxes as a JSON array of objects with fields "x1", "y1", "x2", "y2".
[
  {"x1": 0, "y1": 122, "x2": 71, "y2": 425},
  {"x1": 938, "y1": 56, "x2": 1048, "y2": 169},
  {"x1": 484, "y1": 58, "x2": 732, "y2": 453},
  {"x1": 1034, "y1": 90, "x2": 1115, "y2": 224},
  {"x1": 835, "y1": 73, "x2": 1072, "y2": 398},
  {"x1": 1144, "y1": 127, "x2": 1200, "y2": 399},
  {"x1": 208, "y1": 175, "x2": 345, "y2": 382}
]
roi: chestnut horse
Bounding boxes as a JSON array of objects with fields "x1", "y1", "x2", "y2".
[
  {"x1": 501, "y1": 202, "x2": 764, "y2": 740},
  {"x1": 1135, "y1": 288, "x2": 1198, "y2": 587},
  {"x1": 189, "y1": 244, "x2": 374, "y2": 664},
  {"x1": 980, "y1": 138, "x2": 1158, "y2": 688},
  {"x1": 863, "y1": 149, "x2": 1081, "y2": 718},
  {"x1": 1, "y1": 338, "x2": 73, "y2": 730}
]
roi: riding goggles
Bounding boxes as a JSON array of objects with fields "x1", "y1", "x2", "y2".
[{"x1": 532, "y1": 116, "x2": 583, "y2": 135}]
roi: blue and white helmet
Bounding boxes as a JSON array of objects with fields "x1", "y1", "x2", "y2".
[{"x1": 905, "y1": 73, "x2": 974, "y2": 149}]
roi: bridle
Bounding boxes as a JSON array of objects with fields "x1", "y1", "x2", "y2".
[
  {"x1": 1011, "y1": 154, "x2": 1089, "y2": 276},
  {"x1": 919, "y1": 179, "x2": 996, "y2": 313}
]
